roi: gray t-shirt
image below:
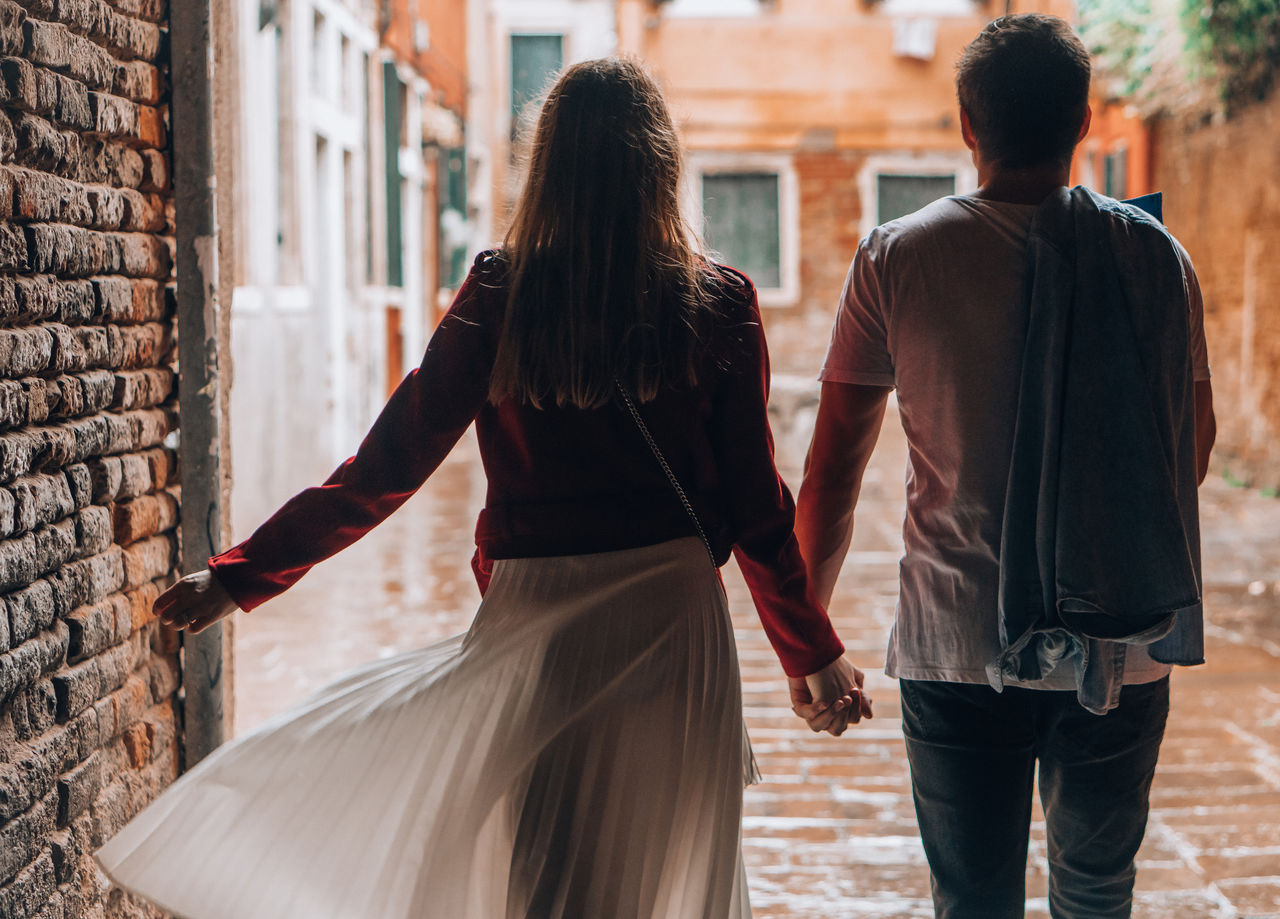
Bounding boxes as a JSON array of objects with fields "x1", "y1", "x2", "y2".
[{"x1": 820, "y1": 194, "x2": 1211, "y2": 689}]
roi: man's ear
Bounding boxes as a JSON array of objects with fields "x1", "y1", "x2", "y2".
[
  {"x1": 960, "y1": 107, "x2": 978, "y2": 152},
  {"x1": 1077, "y1": 103, "x2": 1093, "y2": 143}
]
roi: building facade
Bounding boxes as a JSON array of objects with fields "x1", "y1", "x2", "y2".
[{"x1": 227, "y1": 0, "x2": 469, "y2": 537}]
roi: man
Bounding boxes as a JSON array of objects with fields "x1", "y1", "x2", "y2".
[{"x1": 794, "y1": 14, "x2": 1215, "y2": 919}]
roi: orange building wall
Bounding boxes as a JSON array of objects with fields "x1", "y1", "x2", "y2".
[
  {"x1": 615, "y1": 0, "x2": 1077, "y2": 334},
  {"x1": 383, "y1": 0, "x2": 468, "y2": 114}
]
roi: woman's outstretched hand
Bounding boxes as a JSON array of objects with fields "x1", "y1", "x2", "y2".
[
  {"x1": 788, "y1": 656, "x2": 873, "y2": 736},
  {"x1": 154, "y1": 568, "x2": 239, "y2": 633}
]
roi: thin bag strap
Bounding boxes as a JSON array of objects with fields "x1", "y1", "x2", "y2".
[{"x1": 615, "y1": 381, "x2": 717, "y2": 568}]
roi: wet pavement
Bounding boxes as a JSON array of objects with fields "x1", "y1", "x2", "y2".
[{"x1": 231, "y1": 371, "x2": 1280, "y2": 918}]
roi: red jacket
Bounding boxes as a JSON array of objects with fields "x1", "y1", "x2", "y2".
[{"x1": 209, "y1": 252, "x2": 844, "y2": 677}]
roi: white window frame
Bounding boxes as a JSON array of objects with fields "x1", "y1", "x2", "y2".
[
  {"x1": 659, "y1": 0, "x2": 763, "y2": 18},
  {"x1": 687, "y1": 152, "x2": 799, "y2": 308},
  {"x1": 877, "y1": 0, "x2": 977, "y2": 17},
  {"x1": 859, "y1": 153, "x2": 976, "y2": 239}
]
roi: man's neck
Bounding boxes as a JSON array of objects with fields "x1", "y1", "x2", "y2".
[{"x1": 971, "y1": 162, "x2": 1072, "y2": 206}]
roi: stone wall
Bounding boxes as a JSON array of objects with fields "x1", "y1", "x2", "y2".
[
  {"x1": 0, "y1": 0, "x2": 180, "y2": 917},
  {"x1": 1154, "y1": 95, "x2": 1280, "y2": 488}
]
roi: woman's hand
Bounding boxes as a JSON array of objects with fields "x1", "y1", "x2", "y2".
[
  {"x1": 154, "y1": 569, "x2": 239, "y2": 633},
  {"x1": 788, "y1": 656, "x2": 873, "y2": 736}
]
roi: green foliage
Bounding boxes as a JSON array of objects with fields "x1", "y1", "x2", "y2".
[
  {"x1": 1182, "y1": 0, "x2": 1280, "y2": 105},
  {"x1": 1077, "y1": 0, "x2": 1280, "y2": 114}
]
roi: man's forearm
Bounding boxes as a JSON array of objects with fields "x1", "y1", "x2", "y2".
[{"x1": 795, "y1": 383, "x2": 891, "y2": 609}]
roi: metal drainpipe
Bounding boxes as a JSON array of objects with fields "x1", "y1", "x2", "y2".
[{"x1": 170, "y1": 0, "x2": 227, "y2": 768}]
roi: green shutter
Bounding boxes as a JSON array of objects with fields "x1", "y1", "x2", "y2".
[
  {"x1": 702, "y1": 172, "x2": 781, "y2": 289},
  {"x1": 510, "y1": 34, "x2": 563, "y2": 130},
  {"x1": 438, "y1": 145, "x2": 468, "y2": 288},
  {"x1": 876, "y1": 174, "x2": 955, "y2": 224},
  {"x1": 383, "y1": 61, "x2": 404, "y2": 288}
]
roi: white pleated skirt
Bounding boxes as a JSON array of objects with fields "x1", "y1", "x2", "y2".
[{"x1": 97, "y1": 537, "x2": 757, "y2": 919}]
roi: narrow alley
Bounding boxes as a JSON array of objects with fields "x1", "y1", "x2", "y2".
[{"x1": 233, "y1": 376, "x2": 1280, "y2": 919}]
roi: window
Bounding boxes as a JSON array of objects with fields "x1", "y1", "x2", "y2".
[
  {"x1": 1104, "y1": 148, "x2": 1127, "y2": 199},
  {"x1": 702, "y1": 172, "x2": 781, "y2": 289},
  {"x1": 438, "y1": 146, "x2": 468, "y2": 289},
  {"x1": 510, "y1": 34, "x2": 563, "y2": 131},
  {"x1": 383, "y1": 62, "x2": 405, "y2": 287},
  {"x1": 876, "y1": 173, "x2": 955, "y2": 224}
]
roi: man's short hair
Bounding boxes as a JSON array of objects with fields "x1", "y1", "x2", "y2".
[{"x1": 956, "y1": 14, "x2": 1091, "y2": 170}]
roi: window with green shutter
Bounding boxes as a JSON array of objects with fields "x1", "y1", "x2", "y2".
[
  {"x1": 510, "y1": 34, "x2": 562, "y2": 134},
  {"x1": 701, "y1": 172, "x2": 782, "y2": 289},
  {"x1": 876, "y1": 174, "x2": 955, "y2": 224},
  {"x1": 383, "y1": 61, "x2": 405, "y2": 288}
]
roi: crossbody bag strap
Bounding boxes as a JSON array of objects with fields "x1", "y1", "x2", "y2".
[{"x1": 615, "y1": 381, "x2": 717, "y2": 568}]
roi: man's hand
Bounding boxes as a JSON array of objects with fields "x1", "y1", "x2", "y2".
[
  {"x1": 789, "y1": 656, "x2": 874, "y2": 736},
  {"x1": 154, "y1": 568, "x2": 239, "y2": 634}
]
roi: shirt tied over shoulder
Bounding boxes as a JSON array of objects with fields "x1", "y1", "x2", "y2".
[{"x1": 991, "y1": 185, "x2": 1204, "y2": 714}]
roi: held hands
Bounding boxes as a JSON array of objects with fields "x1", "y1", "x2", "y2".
[
  {"x1": 154, "y1": 568, "x2": 239, "y2": 634},
  {"x1": 789, "y1": 656, "x2": 873, "y2": 736}
]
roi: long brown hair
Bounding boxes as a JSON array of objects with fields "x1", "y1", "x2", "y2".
[{"x1": 489, "y1": 57, "x2": 718, "y2": 409}]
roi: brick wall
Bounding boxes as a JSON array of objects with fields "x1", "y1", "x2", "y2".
[
  {"x1": 0, "y1": 0, "x2": 181, "y2": 917},
  {"x1": 1154, "y1": 96, "x2": 1280, "y2": 488}
]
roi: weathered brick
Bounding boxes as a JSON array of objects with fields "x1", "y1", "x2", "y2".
[
  {"x1": 145, "y1": 649, "x2": 175, "y2": 700},
  {"x1": 33, "y1": 889, "x2": 63, "y2": 919},
  {"x1": 0, "y1": 378, "x2": 27, "y2": 430},
  {"x1": 0, "y1": 109, "x2": 14, "y2": 162},
  {"x1": 0, "y1": 589, "x2": 8, "y2": 649},
  {"x1": 47, "y1": 829, "x2": 77, "y2": 885},
  {"x1": 0, "y1": 1, "x2": 25, "y2": 56},
  {"x1": 9, "y1": 472, "x2": 75, "y2": 535},
  {"x1": 10, "y1": 166, "x2": 91, "y2": 224},
  {"x1": 45, "y1": 546, "x2": 123, "y2": 616},
  {"x1": 136, "y1": 146, "x2": 163, "y2": 191},
  {"x1": 65, "y1": 594, "x2": 125, "y2": 661},
  {"x1": 0, "y1": 428, "x2": 42, "y2": 481},
  {"x1": 0, "y1": 759, "x2": 37, "y2": 823},
  {"x1": 55, "y1": 752, "x2": 100, "y2": 826},
  {"x1": 124, "y1": 578, "x2": 154, "y2": 631},
  {"x1": 73, "y1": 505, "x2": 110, "y2": 557},
  {"x1": 104, "y1": 0, "x2": 165, "y2": 25},
  {"x1": 113, "y1": 57, "x2": 159, "y2": 104},
  {"x1": 0, "y1": 222, "x2": 29, "y2": 270},
  {"x1": 0, "y1": 792, "x2": 56, "y2": 885},
  {"x1": 79, "y1": 137, "x2": 143, "y2": 188},
  {"x1": 0, "y1": 55, "x2": 40, "y2": 110},
  {"x1": 111, "y1": 366, "x2": 170, "y2": 410},
  {"x1": 49, "y1": 654, "x2": 96, "y2": 720},
  {"x1": 84, "y1": 455, "x2": 119, "y2": 502},
  {"x1": 120, "y1": 187, "x2": 162, "y2": 232},
  {"x1": 0, "y1": 621, "x2": 68, "y2": 701},
  {"x1": 98, "y1": 4, "x2": 161, "y2": 62},
  {"x1": 0, "y1": 848, "x2": 56, "y2": 919},
  {"x1": 0, "y1": 326, "x2": 53, "y2": 376},
  {"x1": 22, "y1": 18, "x2": 114, "y2": 91},
  {"x1": 54, "y1": 280, "x2": 93, "y2": 323},
  {"x1": 120, "y1": 533, "x2": 169, "y2": 588},
  {"x1": 12, "y1": 277, "x2": 60, "y2": 324},
  {"x1": 115, "y1": 320, "x2": 167, "y2": 368},
  {"x1": 51, "y1": 71, "x2": 90, "y2": 129},
  {"x1": 12, "y1": 676, "x2": 57, "y2": 738},
  {"x1": 0, "y1": 530, "x2": 38, "y2": 592},
  {"x1": 0, "y1": 276, "x2": 18, "y2": 323},
  {"x1": 0, "y1": 163, "x2": 14, "y2": 218},
  {"x1": 6, "y1": 579, "x2": 55, "y2": 645},
  {"x1": 11, "y1": 112, "x2": 80, "y2": 178},
  {"x1": 61, "y1": 464, "x2": 89, "y2": 509}
]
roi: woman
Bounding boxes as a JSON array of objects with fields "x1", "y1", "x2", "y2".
[{"x1": 97, "y1": 58, "x2": 871, "y2": 918}]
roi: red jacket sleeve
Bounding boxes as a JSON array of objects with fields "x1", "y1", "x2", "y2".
[
  {"x1": 709, "y1": 275, "x2": 846, "y2": 677},
  {"x1": 209, "y1": 261, "x2": 498, "y2": 610}
]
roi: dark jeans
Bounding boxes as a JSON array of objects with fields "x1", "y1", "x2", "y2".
[{"x1": 899, "y1": 676, "x2": 1170, "y2": 919}]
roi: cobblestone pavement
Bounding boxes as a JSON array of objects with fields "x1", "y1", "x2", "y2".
[{"x1": 232, "y1": 380, "x2": 1280, "y2": 918}]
